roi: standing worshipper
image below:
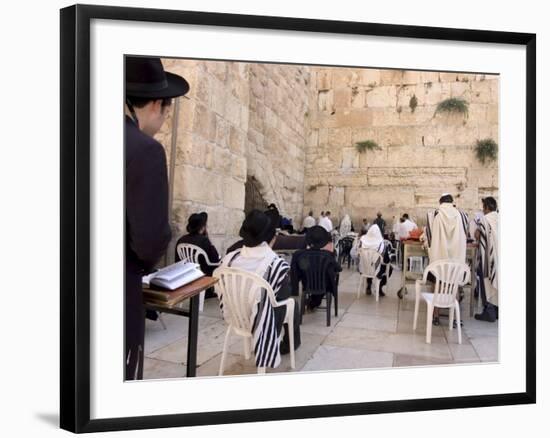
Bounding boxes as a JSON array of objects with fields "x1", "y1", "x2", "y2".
[
  {"x1": 359, "y1": 224, "x2": 393, "y2": 296},
  {"x1": 398, "y1": 213, "x2": 417, "y2": 240},
  {"x1": 373, "y1": 212, "x2": 386, "y2": 236},
  {"x1": 339, "y1": 214, "x2": 352, "y2": 237},
  {"x1": 361, "y1": 218, "x2": 370, "y2": 234},
  {"x1": 474, "y1": 197, "x2": 499, "y2": 322},
  {"x1": 215, "y1": 210, "x2": 301, "y2": 369},
  {"x1": 125, "y1": 56, "x2": 190, "y2": 380},
  {"x1": 318, "y1": 211, "x2": 325, "y2": 224},
  {"x1": 424, "y1": 193, "x2": 469, "y2": 325},
  {"x1": 319, "y1": 211, "x2": 333, "y2": 232},
  {"x1": 301, "y1": 210, "x2": 316, "y2": 232}
]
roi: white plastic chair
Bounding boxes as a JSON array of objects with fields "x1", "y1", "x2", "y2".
[
  {"x1": 213, "y1": 267, "x2": 296, "y2": 375},
  {"x1": 357, "y1": 248, "x2": 383, "y2": 301},
  {"x1": 176, "y1": 243, "x2": 220, "y2": 311},
  {"x1": 413, "y1": 259, "x2": 470, "y2": 344}
]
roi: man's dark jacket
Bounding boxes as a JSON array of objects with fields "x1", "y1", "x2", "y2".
[
  {"x1": 125, "y1": 116, "x2": 171, "y2": 380},
  {"x1": 174, "y1": 233, "x2": 220, "y2": 276}
]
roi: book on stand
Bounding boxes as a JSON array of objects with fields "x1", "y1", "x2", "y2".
[{"x1": 142, "y1": 260, "x2": 205, "y2": 291}]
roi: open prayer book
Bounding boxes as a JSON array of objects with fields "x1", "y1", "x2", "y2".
[{"x1": 142, "y1": 260, "x2": 205, "y2": 290}]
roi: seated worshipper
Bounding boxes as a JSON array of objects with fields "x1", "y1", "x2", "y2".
[
  {"x1": 373, "y1": 212, "x2": 386, "y2": 236},
  {"x1": 359, "y1": 224, "x2": 393, "y2": 296},
  {"x1": 291, "y1": 226, "x2": 342, "y2": 311},
  {"x1": 424, "y1": 193, "x2": 469, "y2": 325},
  {"x1": 339, "y1": 214, "x2": 352, "y2": 237},
  {"x1": 215, "y1": 210, "x2": 301, "y2": 368},
  {"x1": 301, "y1": 211, "x2": 316, "y2": 233},
  {"x1": 280, "y1": 216, "x2": 295, "y2": 233},
  {"x1": 319, "y1": 211, "x2": 333, "y2": 232},
  {"x1": 175, "y1": 212, "x2": 220, "y2": 298},
  {"x1": 265, "y1": 203, "x2": 282, "y2": 229},
  {"x1": 474, "y1": 197, "x2": 499, "y2": 322},
  {"x1": 398, "y1": 213, "x2": 417, "y2": 240}
]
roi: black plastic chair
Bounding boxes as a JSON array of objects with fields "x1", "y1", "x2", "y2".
[
  {"x1": 337, "y1": 236, "x2": 354, "y2": 269},
  {"x1": 294, "y1": 251, "x2": 339, "y2": 326}
]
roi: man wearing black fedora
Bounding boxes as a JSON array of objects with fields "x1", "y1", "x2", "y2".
[
  {"x1": 216, "y1": 210, "x2": 301, "y2": 369},
  {"x1": 291, "y1": 225, "x2": 342, "y2": 310},
  {"x1": 125, "y1": 56, "x2": 189, "y2": 380},
  {"x1": 175, "y1": 212, "x2": 220, "y2": 297}
]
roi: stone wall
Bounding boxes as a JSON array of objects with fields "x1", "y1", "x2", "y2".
[
  {"x1": 304, "y1": 68, "x2": 499, "y2": 229},
  {"x1": 156, "y1": 59, "x2": 310, "y2": 259}
]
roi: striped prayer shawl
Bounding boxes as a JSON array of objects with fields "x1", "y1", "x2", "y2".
[
  {"x1": 478, "y1": 212, "x2": 498, "y2": 290},
  {"x1": 219, "y1": 249, "x2": 290, "y2": 368}
]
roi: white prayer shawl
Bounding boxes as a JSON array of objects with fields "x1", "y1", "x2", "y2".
[
  {"x1": 217, "y1": 242, "x2": 289, "y2": 368},
  {"x1": 478, "y1": 211, "x2": 499, "y2": 304},
  {"x1": 360, "y1": 224, "x2": 385, "y2": 253},
  {"x1": 425, "y1": 203, "x2": 468, "y2": 263},
  {"x1": 339, "y1": 214, "x2": 352, "y2": 237}
]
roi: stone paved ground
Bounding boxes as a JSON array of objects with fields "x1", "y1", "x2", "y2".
[{"x1": 143, "y1": 266, "x2": 498, "y2": 379}]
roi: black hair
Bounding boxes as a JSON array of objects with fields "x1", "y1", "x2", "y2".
[
  {"x1": 482, "y1": 196, "x2": 498, "y2": 212},
  {"x1": 308, "y1": 210, "x2": 313, "y2": 216},
  {"x1": 439, "y1": 194, "x2": 454, "y2": 204},
  {"x1": 402, "y1": 213, "x2": 409, "y2": 219},
  {"x1": 326, "y1": 211, "x2": 331, "y2": 216},
  {"x1": 127, "y1": 96, "x2": 172, "y2": 109}
]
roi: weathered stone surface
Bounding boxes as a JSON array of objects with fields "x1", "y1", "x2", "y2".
[
  {"x1": 341, "y1": 147, "x2": 360, "y2": 168},
  {"x1": 345, "y1": 186, "x2": 415, "y2": 209},
  {"x1": 223, "y1": 177, "x2": 245, "y2": 209},
  {"x1": 174, "y1": 165, "x2": 223, "y2": 206},
  {"x1": 366, "y1": 86, "x2": 397, "y2": 108},
  {"x1": 367, "y1": 167, "x2": 467, "y2": 187}
]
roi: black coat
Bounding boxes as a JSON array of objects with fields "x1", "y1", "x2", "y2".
[
  {"x1": 174, "y1": 233, "x2": 220, "y2": 276},
  {"x1": 125, "y1": 116, "x2": 171, "y2": 379}
]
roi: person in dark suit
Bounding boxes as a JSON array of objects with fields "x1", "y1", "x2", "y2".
[
  {"x1": 175, "y1": 212, "x2": 220, "y2": 275},
  {"x1": 291, "y1": 226, "x2": 342, "y2": 310},
  {"x1": 125, "y1": 56, "x2": 189, "y2": 380},
  {"x1": 174, "y1": 212, "x2": 220, "y2": 298}
]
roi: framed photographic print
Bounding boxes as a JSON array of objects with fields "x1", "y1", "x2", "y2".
[{"x1": 60, "y1": 4, "x2": 536, "y2": 433}]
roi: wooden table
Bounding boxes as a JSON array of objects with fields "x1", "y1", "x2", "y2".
[
  {"x1": 143, "y1": 276, "x2": 218, "y2": 377},
  {"x1": 397, "y1": 240, "x2": 479, "y2": 317}
]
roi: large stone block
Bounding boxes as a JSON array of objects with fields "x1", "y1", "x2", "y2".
[
  {"x1": 379, "y1": 69, "x2": 404, "y2": 86},
  {"x1": 385, "y1": 145, "x2": 445, "y2": 168},
  {"x1": 193, "y1": 104, "x2": 217, "y2": 142},
  {"x1": 367, "y1": 167, "x2": 467, "y2": 187},
  {"x1": 470, "y1": 80, "x2": 492, "y2": 104},
  {"x1": 175, "y1": 133, "x2": 204, "y2": 167},
  {"x1": 318, "y1": 90, "x2": 334, "y2": 112},
  {"x1": 334, "y1": 87, "x2": 352, "y2": 108},
  {"x1": 366, "y1": 86, "x2": 397, "y2": 108},
  {"x1": 341, "y1": 147, "x2": 360, "y2": 169},
  {"x1": 345, "y1": 186, "x2": 415, "y2": 209},
  {"x1": 359, "y1": 69, "x2": 381, "y2": 86},
  {"x1": 174, "y1": 165, "x2": 223, "y2": 206},
  {"x1": 316, "y1": 69, "x2": 333, "y2": 90},
  {"x1": 328, "y1": 127, "x2": 352, "y2": 147},
  {"x1": 334, "y1": 109, "x2": 373, "y2": 127},
  {"x1": 223, "y1": 177, "x2": 245, "y2": 209},
  {"x1": 370, "y1": 107, "x2": 401, "y2": 127}
]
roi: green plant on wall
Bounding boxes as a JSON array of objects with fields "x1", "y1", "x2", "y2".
[
  {"x1": 475, "y1": 138, "x2": 498, "y2": 165},
  {"x1": 355, "y1": 140, "x2": 381, "y2": 153},
  {"x1": 434, "y1": 97, "x2": 469, "y2": 117}
]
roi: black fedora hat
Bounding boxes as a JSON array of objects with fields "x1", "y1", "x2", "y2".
[
  {"x1": 239, "y1": 209, "x2": 276, "y2": 247},
  {"x1": 186, "y1": 212, "x2": 208, "y2": 234},
  {"x1": 306, "y1": 225, "x2": 331, "y2": 249},
  {"x1": 126, "y1": 56, "x2": 190, "y2": 99}
]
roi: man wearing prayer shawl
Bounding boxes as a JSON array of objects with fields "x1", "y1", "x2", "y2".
[
  {"x1": 474, "y1": 197, "x2": 499, "y2": 322},
  {"x1": 339, "y1": 214, "x2": 352, "y2": 237},
  {"x1": 359, "y1": 224, "x2": 393, "y2": 296},
  {"x1": 215, "y1": 210, "x2": 301, "y2": 369},
  {"x1": 424, "y1": 194, "x2": 469, "y2": 324}
]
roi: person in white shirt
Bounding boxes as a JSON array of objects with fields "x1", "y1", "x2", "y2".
[
  {"x1": 302, "y1": 211, "x2": 316, "y2": 232},
  {"x1": 319, "y1": 211, "x2": 333, "y2": 232},
  {"x1": 398, "y1": 214, "x2": 417, "y2": 240},
  {"x1": 391, "y1": 216, "x2": 401, "y2": 240}
]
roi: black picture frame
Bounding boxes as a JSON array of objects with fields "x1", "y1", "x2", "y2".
[{"x1": 60, "y1": 4, "x2": 536, "y2": 433}]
